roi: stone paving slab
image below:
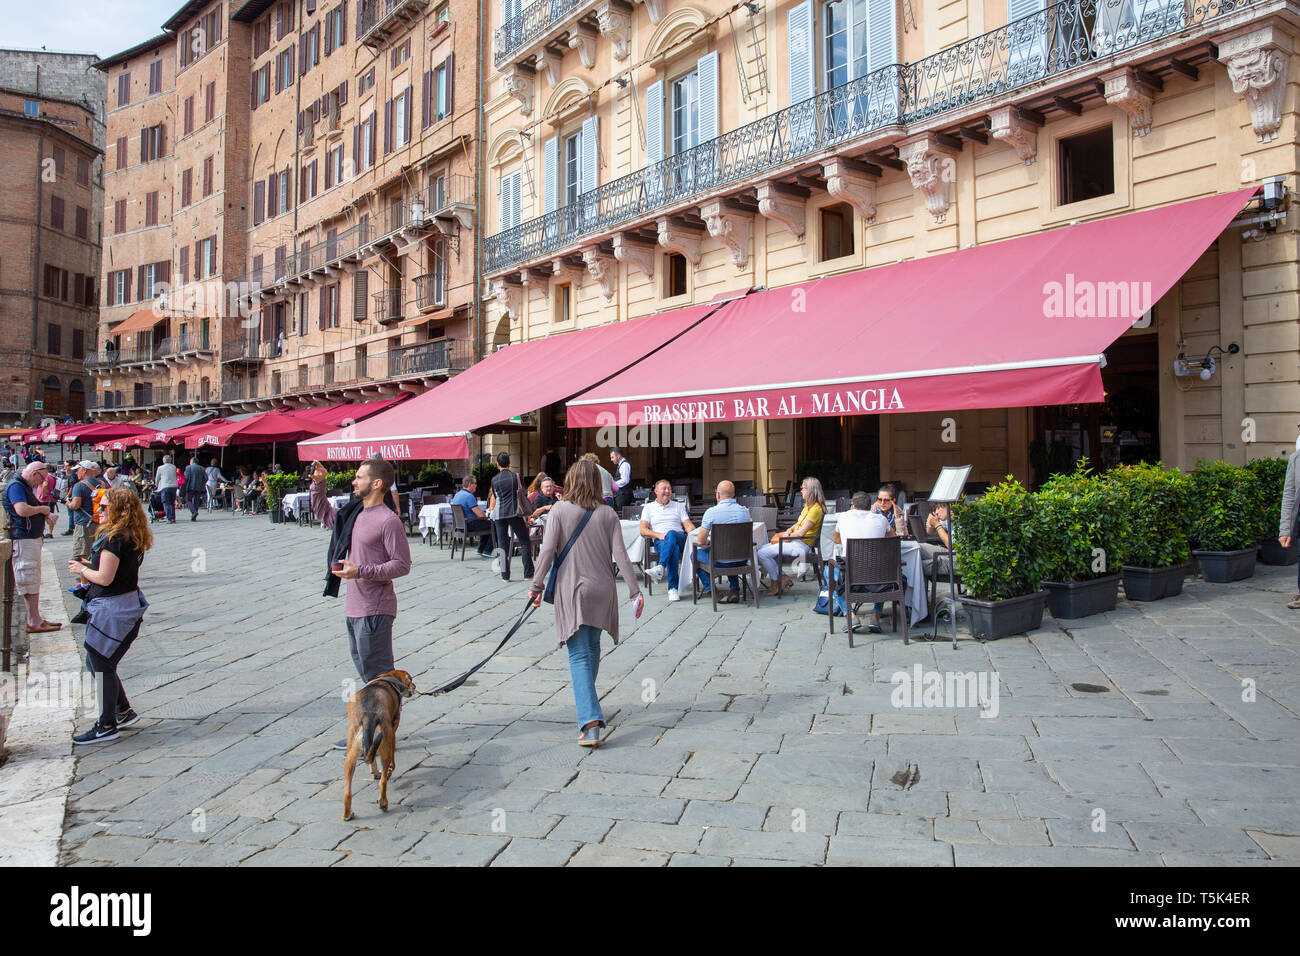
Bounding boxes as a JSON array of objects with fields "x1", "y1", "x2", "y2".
[{"x1": 0, "y1": 510, "x2": 1288, "y2": 866}]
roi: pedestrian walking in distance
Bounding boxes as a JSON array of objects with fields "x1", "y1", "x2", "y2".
[
  {"x1": 155, "y1": 455, "x2": 179, "y2": 523},
  {"x1": 183, "y1": 456, "x2": 206, "y2": 521},
  {"x1": 68, "y1": 488, "x2": 152, "y2": 745},
  {"x1": 310, "y1": 456, "x2": 411, "y2": 750},
  {"x1": 529, "y1": 458, "x2": 643, "y2": 748}
]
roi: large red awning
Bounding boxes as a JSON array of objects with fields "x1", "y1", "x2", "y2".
[
  {"x1": 297, "y1": 301, "x2": 731, "y2": 461},
  {"x1": 568, "y1": 190, "x2": 1255, "y2": 428},
  {"x1": 277, "y1": 396, "x2": 409, "y2": 429},
  {"x1": 186, "y1": 410, "x2": 338, "y2": 448}
]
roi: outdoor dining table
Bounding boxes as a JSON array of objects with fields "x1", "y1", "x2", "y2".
[
  {"x1": 619, "y1": 520, "x2": 769, "y2": 590},
  {"x1": 281, "y1": 491, "x2": 350, "y2": 520},
  {"x1": 819, "y1": 513, "x2": 929, "y2": 626},
  {"x1": 419, "y1": 500, "x2": 486, "y2": 541}
]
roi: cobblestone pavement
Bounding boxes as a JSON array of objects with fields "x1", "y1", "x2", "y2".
[{"x1": 43, "y1": 511, "x2": 1300, "y2": 866}]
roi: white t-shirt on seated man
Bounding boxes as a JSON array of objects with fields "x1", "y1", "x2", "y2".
[{"x1": 639, "y1": 480, "x2": 696, "y2": 599}]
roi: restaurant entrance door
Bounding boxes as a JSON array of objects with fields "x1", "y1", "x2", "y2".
[{"x1": 798, "y1": 415, "x2": 881, "y2": 493}]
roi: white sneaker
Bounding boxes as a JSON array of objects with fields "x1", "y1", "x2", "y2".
[
  {"x1": 667, "y1": 588, "x2": 680, "y2": 602},
  {"x1": 650, "y1": 564, "x2": 666, "y2": 582}
]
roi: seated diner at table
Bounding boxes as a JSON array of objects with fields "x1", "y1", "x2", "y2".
[{"x1": 756, "y1": 476, "x2": 826, "y2": 596}]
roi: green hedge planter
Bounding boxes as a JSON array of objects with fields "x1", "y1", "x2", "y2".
[
  {"x1": 1121, "y1": 564, "x2": 1187, "y2": 602},
  {"x1": 1193, "y1": 548, "x2": 1256, "y2": 583},
  {"x1": 959, "y1": 590, "x2": 1049, "y2": 641},
  {"x1": 1043, "y1": 574, "x2": 1120, "y2": 619}
]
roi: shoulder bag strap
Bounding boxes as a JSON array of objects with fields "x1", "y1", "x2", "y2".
[{"x1": 554, "y1": 507, "x2": 595, "y2": 570}]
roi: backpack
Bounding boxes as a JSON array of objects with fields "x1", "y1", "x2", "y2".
[
  {"x1": 2, "y1": 477, "x2": 36, "y2": 539},
  {"x1": 90, "y1": 478, "x2": 109, "y2": 524}
]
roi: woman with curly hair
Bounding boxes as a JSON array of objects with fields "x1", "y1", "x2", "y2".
[{"x1": 67, "y1": 487, "x2": 153, "y2": 745}]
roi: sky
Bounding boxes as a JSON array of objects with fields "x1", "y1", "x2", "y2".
[{"x1": 0, "y1": 0, "x2": 184, "y2": 60}]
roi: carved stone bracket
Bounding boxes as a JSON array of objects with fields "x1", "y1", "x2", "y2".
[
  {"x1": 520, "y1": 267, "x2": 549, "y2": 296},
  {"x1": 582, "y1": 248, "x2": 617, "y2": 300},
  {"x1": 822, "y1": 158, "x2": 878, "y2": 223},
  {"x1": 1102, "y1": 68, "x2": 1157, "y2": 137},
  {"x1": 635, "y1": 0, "x2": 665, "y2": 23},
  {"x1": 898, "y1": 133, "x2": 960, "y2": 224},
  {"x1": 656, "y1": 218, "x2": 702, "y2": 265},
  {"x1": 1217, "y1": 23, "x2": 1293, "y2": 143},
  {"x1": 612, "y1": 234, "x2": 656, "y2": 278},
  {"x1": 551, "y1": 257, "x2": 585, "y2": 286},
  {"x1": 700, "y1": 200, "x2": 753, "y2": 271},
  {"x1": 491, "y1": 279, "x2": 523, "y2": 319},
  {"x1": 568, "y1": 26, "x2": 598, "y2": 70},
  {"x1": 756, "y1": 182, "x2": 806, "y2": 240},
  {"x1": 535, "y1": 49, "x2": 561, "y2": 87},
  {"x1": 989, "y1": 105, "x2": 1040, "y2": 165},
  {"x1": 596, "y1": 2, "x2": 631, "y2": 60},
  {"x1": 502, "y1": 64, "x2": 533, "y2": 116}
]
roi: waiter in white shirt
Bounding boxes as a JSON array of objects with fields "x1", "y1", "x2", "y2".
[
  {"x1": 610, "y1": 447, "x2": 633, "y2": 511},
  {"x1": 639, "y1": 479, "x2": 696, "y2": 602}
]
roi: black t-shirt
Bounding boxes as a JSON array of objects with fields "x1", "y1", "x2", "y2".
[
  {"x1": 491, "y1": 470, "x2": 521, "y2": 519},
  {"x1": 85, "y1": 533, "x2": 145, "y2": 601},
  {"x1": 533, "y1": 492, "x2": 558, "y2": 509}
]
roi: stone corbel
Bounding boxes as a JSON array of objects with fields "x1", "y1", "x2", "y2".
[
  {"x1": 491, "y1": 279, "x2": 523, "y2": 319},
  {"x1": 535, "y1": 49, "x2": 561, "y2": 88},
  {"x1": 756, "y1": 182, "x2": 806, "y2": 240},
  {"x1": 596, "y1": 2, "x2": 631, "y2": 60},
  {"x1": 656, "y1": 218, "x2": 702, "y2": 266},
  {"x1": 568, "y1": 26, "x2": 598, "y2": 70},
  {"x1": 1102, "y1": 68, "x2": 1157, "y2": 137},
  {"x1": 520, "y1": 267, "x2": 549, "y2": 296},
  {"x1": 502, "y1": 64, "x2": 533, "y2": 116},
  {"x1": 635, "y1": 0, "x2": 665, "y2": 23},
  {"x1": 612, "y1": 234, "x2": 656, "y2": 278},
  {"x1": 700, "y1": 200, "x2": 753, "y2": 271},
  {"x1": 582, "y1": 248, "x2": 617, "y2": 300},
  {"x1": 989, "y1": 105, "x2": 1040, "y2": 165},
  {"x1": 1217, "y1": 23, "x2": 1292, "y2": 143},
  {"x1": 821, "y1": 159, "x2": 878, "y2": 223},
  {"x1": 898, "y1": 134, "x2": 960, "y2": 224},
  {"x1": 551, "y1": 257, "x2": 585, "y2": 286}
]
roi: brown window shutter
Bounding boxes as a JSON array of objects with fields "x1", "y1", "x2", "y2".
[
  {"x1": 353, "y1": 269, "x2": 368, "y2": 321},
  {"x1": 403, "y1": 88, "x2": 412, "y2": 143},
  {"x1": 318, "y1": 287, "x2": 326, "y2": 330},
  {"x1": 251, "y1": 71, "x2": 259, "y2": 109},
  {"x1": 353, "y1": 123, "x2": 361, "y2": 170},
  {"x1": 341, "y1": 1, "x2": 347, "y2": 42},
  {"x1": 194, "y1": 241, "x2": 202, "y2": 277},
  {"x1": 253, "y1": 180, "x2": 264, "y2": 224},
  {"x1": 137, "y1": 265, "x2": 146, "y2": 297},
  {"x1": 180, "y1": 245, "x2": 189, "y2": 283},
  {"x1": 160, "y1": 260, "x2": 170, "y2": 284},
  {"x1": 139, "y1": 129, "x2": 147, "y2": 163},
  {"x1": 446, "y1": 54, "x2": 454, "y2": 114},
  {"x1": 340, "y1": 79, "x2": 347, "y2": 105},
  {"x1": 311, "y1": 160, "x2": 318, "y2": 196},
  {"x1": 422, "y1": 70, "x2": 431, "y2": 129},
  {"x1": 116, "y1": 136, "x2": 126, "y2": 169},
  {"x1": 383, "y1": 100, "x2": 392, "y2": 155},
  {"x1": 208, "y1": 235, "x2": 217, "y2": 276}
]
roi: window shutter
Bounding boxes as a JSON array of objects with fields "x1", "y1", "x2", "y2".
[
  {"x1": 369, "y1": 115, "x2": 376, "y2": 165},
  {"x1": 645, "y1": 80, "x2": 664, "y2": 166},
  {"x1": 213, "y1": 8, "x2": 222, "y2": 42},
  {"x1": 193, "y1": 241, "x2": 202, "y2": 278},
  {"x1": 180, "y1": 245, "x2": 189, "y2": 283},
  {"x1": 403, "y1": 87, "x2": 412, "y2": 143},
  {"x1": 253, "y1": 180, "x2": 265, "y2": 224},
  {"x1": 580, "y1": 115, "x2": 598, "y2": 195},
  {"x1": 318, "y1": 287, "x2": 327, "y2": 329},
  {"x1": 311, "y1": 160, "x2": 318, "y2": 196},
  {"x1": 867, "y1": 0, "x2": 899, "y2": 72},
  {"x1": 353, "y1": 269, "x2": 368, "y2": 321},
  {"x1": 353, "y1": 123, "x2": 361, "y2": 170},
  {"x1": 341, "y1": 1, "x2": 347, "y2": 43},
  {"x1": 543, "y1": 136, "x2": 558, "y2": 212},
  {"x1": 787, "y1": 1, "x2": 815, "y2": 104},
  {"x1": 251, "y1": 71, "x2": 259, "y2": 108},
  {"x1": 300, "y1": 36, "x2": 308, "y2": 75},
  {"x1": 124, "y1": 270, "x2": 132, "y2": 302},
  {"x1": 340, "y1": 80, "x2": 347, "y2": 105},
  {"x1": 288, "y1": 47, "x2": 295, "y2": 83},
  {"x1": 269, "y1": 172, "x2": 278, "y2": 215},
  {"x1": 383, "y1": 99, "x2": 393, "y2": 155},
  {"x1": 697, "y1": 51, "x2": 718, "y2": 143},
  {"x1": 208, "y1": 236, "x2": 217, "y2": 276},
  {"x1": 422, "y1": 70, "x2": 431, "y2": 129},
  {"x1": 116, "y1": 136, "x2": 126, "y2": 169},
  {"x1": 160, "y1": 260, "x2": 170, "y2": 284},
  {"x1": 139, "y1": 128, "x2": 147, "y2": 163},
  {"x1": 445, "y1": 53, "x2": 454, "y2": 114},
  {"x1": 137, "y1": 265, "x2": 146, "y2": 298}
]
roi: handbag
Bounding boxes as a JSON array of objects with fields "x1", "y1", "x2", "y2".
[
  {"x1": 516, "y1": 474, "x2": 534, "y2": 518},
  {"x1": 543, "y1": 507, "x2": 595, "y2": 604}
]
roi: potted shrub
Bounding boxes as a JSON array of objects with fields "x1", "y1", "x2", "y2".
[
  {"x1": 471, "y1": 461, "x2": 499, "y2": 487},
  {"x1": 1189, "y1": 459, "x2": 1263, "y2": 582},
  {"x1": 263, "y1": 473, "x2": 298, "y2": 525},
  {"x1": 1108, "y1": 462, "x2": 1192, "y2": 601},
  {"x1": 1034, "y1": 461, "x2": 1122, "y2": 619},
  {"x1": 416, "y1": 462, "x2": 453, "y2": 491},
  {"x1": 952, "y1": 478, "x2": 1050, "y2": 640},
  {"x1": 1247, "y1": 455, "x2": 1298, "y2": 565},
  {"x1": 326, "y1": 468, "x2": 357, "y2": 492}
]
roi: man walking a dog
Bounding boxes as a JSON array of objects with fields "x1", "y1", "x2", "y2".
[{"x1": 310, "y1": 456, "x2": 411, "y2": 750}]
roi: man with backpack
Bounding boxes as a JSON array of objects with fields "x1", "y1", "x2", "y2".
[
  {"x1": 4, "y1": 461, "x2": 61, "y2": 632},
  {"x1": 67, "y1": 461, "x2": 107, "y2": 563}
]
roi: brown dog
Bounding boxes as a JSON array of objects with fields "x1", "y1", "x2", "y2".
[{"x1": 343, "y1": 669, "x2": 417, "y2": 821}]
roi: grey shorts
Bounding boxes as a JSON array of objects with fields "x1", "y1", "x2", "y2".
[
  {"x1": 12, "y1": 537, "x2": 43, "y2": 594},
  {"x1": 72, "y1": 522, "x2": 94, "y2": 558},
  {"x1": 346, "y1": 614, "x2": 395, "y2": 683}
]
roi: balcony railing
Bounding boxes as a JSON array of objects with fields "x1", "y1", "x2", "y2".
[
  {"x1": 358, "y1": 0, "x2": 427, "y2": 47},
  {"x1": 222, "y1": 378, "x2": 263, "y2": 402},
  {"x1": 494, "y1": 0, "x2": 591, "y2": 68},
  {"x1": 85, "y1": 344, "x2": 160, "y2": 370},
  {"x1": 412, "y1": 273, "x2": 446, "y2": 311},
  {"x1": 485, "y1": 0, "x2": 1256, "y2": 274},
  {"x1": 221, "y1": 337, "x2": 278, "y2": 363},
  {"x1": 388, "y1": 339, "x2": 468, "y2": 378},
  {"x1": 158, "y1": 331, "x2": 212, "y2": 356},
  {"x1": 373, "y1": 288, "x2": 406, "y2": 323}
]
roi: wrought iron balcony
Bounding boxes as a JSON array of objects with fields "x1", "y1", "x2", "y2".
[
  {"x1": 221, "y1": 337, "x2": 279, "y2": 364},
  {"x1": 358, "y1": 0, "x2": 428, "y2": 49},
  {"x1": 158, "y1": 331, "x2": 213, "y2": 358},
  {"x1": 485, "y1": 0, "x2": 1256, "y2": 274},
  {"x1": 494, "y1": 0, "x2": 594, "y2": 68},
  {"x1": 412, "y1": 273, "x2": 446, "y2": 312},
  {"x1": 388, "y1": 339, "x2": 468, "y2": 379},
  {"x1": 221, "y1": 378, "x2": 263, "y2": 402},
  {"x1": 373, "y1": 288, "x2": 406, "y2": 324},
  {"x1": 85, "y1": 344, "x2": 160, "y2": 370}
]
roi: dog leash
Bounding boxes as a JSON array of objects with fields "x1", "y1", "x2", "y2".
[{"x1": 418, "y1": 596, "x2": 537, "y2": 697}]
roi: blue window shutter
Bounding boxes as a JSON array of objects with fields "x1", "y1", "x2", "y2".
[
  {"x1": 544, "y1": 136, "x2": 559, "y2": 212},
  {"x1": 645, "y1": 79, "x2": 664, "y2": 166},
  {"x1": 580, "y1": 115, "x2": 598, "y2": 195},
  {"x1": 697, "y1": 51, "x2": 718, "y2": 143},
  {"x1": 788, "y1": 1, "x2": 815, "y2": 103}
]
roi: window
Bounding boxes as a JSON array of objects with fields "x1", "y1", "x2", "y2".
[
  {"x1": 671, "y1": 70, "x2": 700, "y2": 156},
  {"x1": 277, "y1": 48, "x2": 296, "y2": 93},
  {"x1": 24, "y1": 99, "x2": 38, "y2": 117},
  {"x1": 141, "y1": 124, "x2": 165, "y2": 162},
  {"x1": 393, "y1": 88, "x2": 411, "y2": 149},
  {"x1": 199, "y1": 236, "x2": 217, "y2": 278},
  {"x1": 276, "y1": 1, "x2": 295, "y2": 40},
  {"x1": 73, "y1": 329, "x2": 85, "y2": 359},
  {"x1": 112, "y1": 269, "x2": 129, "y2": 304},
  {"x1": 252, "y1": 64, "x2": 271, "y2": 108},
  {"x1": 116, "y1": 136, "x2": 127, "y2": 170},
  {"x1": 665, "y1": 253, "x2": 687, "y2": 297},
  {"x1": 301, "y1": 24, "x2": 320, "y2": 73},
  {"x1": 182, "y1": 168, "x2": 193, "y2": 207},
  {"x1": 435, "y1": 1, "x2": 449, "y2": 23},
  {"x1": 184, "y1": 95, "x2": 195, "y2": 135},
  {"x1": 205, "y1": 82, "x2": 216, "y2": 123},
  {"x1": 76, "y1": 206, "x2": 88, "y2": 239},
  {"x1": 76, "y1": 157, "x2": 89, "y2": 186},
  {"x1": 203, "y1": 155, "x2": 214, "y2": 197},
  {"x1": 50, "y1": 195, "x2": 65, "y2": 230},
  {"x1": 391, "y1": 38, "x2": 410, "y2": 69},
  {"x1": 500, "y1": 171, "x2": 521, "y2": 230},
  {"x1": 359, "y1": 67, "x2": 375, "y2": 96},
  {"x1": 1059, "y1": 126, "x2": 1115, "y2": 206},
  {"x1": 149, "y1": 60, "x2": 162, "y2": 94},
  {"x1": 253, "y1": 19, "x2": 271, "y2": 57},
  {"x1": 48, "y1": 324, "x2": 62, "y2": 356},
  {"x1": 114, "y1": 199, "x2": 126, "y2": 233},
  {"x1": 117, "y1": 72, "x2": 130, "y2": 107},
  {"x1": 145, "y1": 191, "x2": 159, "y2": 227},
  {"x1": 555, "y1": 282, "x2": 572, "y2": 323},
  {"x1": 324, "y1": 4, "x2": 346, "y2": 53},
  {"x1": 564, "y1": 131, "x2": 581, "y2": 205},
  {"x1": 279, "y1": 167, "x2": 290, "y2": 212},
  {"x1": 430, "y1": 239, "x2": 446, "y2": 307},
  {"x1": 53, "y1": 146, "x2": 66, "y2": 175},
  {"x1": 820, "y1": 203, "x2": 854, "y2": 260}
]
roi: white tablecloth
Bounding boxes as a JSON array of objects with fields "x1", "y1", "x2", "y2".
[
  {"x1": 282, "y1": 492, "x2": 349, "y2": 520},
  {"x1": 420, "y1": 501, "x2": 486, "y2": 539},
  {"x1": 620, "y1": 519, "x2": 769, "y2": 588},
  {"x1": 821, "y1": 515, "x2": 928, "y2": 626}
]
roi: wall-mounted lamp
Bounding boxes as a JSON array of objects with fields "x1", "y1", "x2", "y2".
[
  {"x1": 1236, "y1": 176, "x2": 1289, "y2": 240},
  {"x1": 744, "y1": 1, "x2": 761, "y2": 13},
  {"x1": 1174, "y1": 342, "x2": 1239, "y2": 381}
]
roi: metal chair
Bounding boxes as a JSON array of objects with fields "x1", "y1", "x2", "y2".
[
  {"x1": 749, "y1": 506, "x2": 778, "y2": 537},
  {"x1": 621, "y1": 505, "x2": 643, "y2": 520},
  {"x1": 737, "y1": 495, "x2": 766, "y2": 510},
  {"x1": 834, "y1": 496, "x2": 851, "y2": 515},
  {"x1": 831, "y1": 536, "x2": 909, "y2": 647},
  {"x1": 693, "y1": 521, "x2": 760, "y2": 612},
  {"x1": 776, "y1": 525, "x2": 826, "y2": 597},
  {"x1": 449, "y1": 503, "x2": 471, "y2": 560}
]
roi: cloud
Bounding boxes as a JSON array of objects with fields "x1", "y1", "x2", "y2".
[{"x1": 0, "y1": 0, "x2": 181, "y2": 59}]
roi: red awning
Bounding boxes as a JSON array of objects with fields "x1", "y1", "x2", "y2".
[
  {"x1": 112, "y1": 307, "x2": 166, "y2": 336},
  {"x1": 186, "y1": 410, "x2": 339, "y2": 448},
  {"x1": 568, "y1": 190, "x2": 1256, "y2": 427},
  {"x1": 297, "y1": 301, "x2": 731, "y2": 461},
  {"x1": 59, "y1": 423, "x2": 153, "y2": 444},
  {"x1": 277, "y1": 396, "x2": 409, "y2": 429}
]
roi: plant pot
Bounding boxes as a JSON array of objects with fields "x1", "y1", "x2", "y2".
[
  {"x1": 1192, "y1": 548, "x2": 1256, "y2": 583},
  {"x1": 1258, "y1": 535, "x2": 1299, "y2": 566},
  {"x1": 958, "y1": 589, "x2": 1048, "y2": 641},
  {"x1": 269, "y1": 506, "x2": 283, "y2": 524},
  {"x1": 1042, "y1": 574, "x2": 1120, "y2": 619},
  {"x1": 1121, "y1": 564, "x2": 1187, "y2": 602}
]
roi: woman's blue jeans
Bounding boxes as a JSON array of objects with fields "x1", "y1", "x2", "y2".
[{"x1": 567, "y1": 624, "x2": 604, "y2": 730}]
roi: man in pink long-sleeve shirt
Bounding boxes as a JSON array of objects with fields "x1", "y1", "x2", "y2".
[{"x1": 311, "y1": 456, "x2": 411, "y2": 750}]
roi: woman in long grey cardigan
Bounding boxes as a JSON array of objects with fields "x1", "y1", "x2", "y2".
[{"x1": 530, "y1": 459, "x2": 643, "y2": 747}]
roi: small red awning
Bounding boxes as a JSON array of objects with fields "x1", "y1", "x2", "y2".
[
  {"x1": 298, "y1": 300, "x2": 730, "y2": 461},
  {"x1": 59, "y1": 423, "x2": 153, "y2": 444},
  {"x1": 112, "y1": 308, "x2": 166, "y2": 337},
  {"x1": 567, "y1": 190, "x2": 1256, "y2": 427}
]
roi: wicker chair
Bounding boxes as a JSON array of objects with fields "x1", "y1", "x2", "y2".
[
  {"x1": 449, "y1": 503, "x2": 471, "y2": 560},
  {"x1": 831, "y1": 536, "x2": 909, "y2": 647},
  {"x1": 693, "y1": 521, "x2": 760, "y2": 611}
]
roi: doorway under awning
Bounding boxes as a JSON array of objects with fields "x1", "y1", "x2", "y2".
[{"x1": 566, "y1": 189, "x2": 1257, "y2": 428}]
